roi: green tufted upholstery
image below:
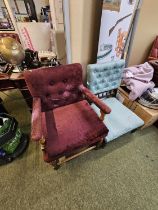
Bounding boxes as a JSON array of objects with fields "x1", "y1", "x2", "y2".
[{"x1": 87, "y1": 60, "x2": 125, "y2": 94}]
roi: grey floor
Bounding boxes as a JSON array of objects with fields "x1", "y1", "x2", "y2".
[{"x1": 0, "y1": 90, "x2": 158, "y2": 210}]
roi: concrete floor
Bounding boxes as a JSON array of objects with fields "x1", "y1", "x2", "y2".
[{"x1": 0, "y1": 90, "x2": 158, "y2": 210}]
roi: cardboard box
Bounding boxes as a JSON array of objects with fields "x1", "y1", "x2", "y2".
[
  {"x1": 117, "y1": 87, "x2": 158, "y2": 129},
  {"x1": 17, "y1": 22, "x2": 51, "y2": 51}
]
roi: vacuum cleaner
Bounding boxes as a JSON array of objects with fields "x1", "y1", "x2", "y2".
[{"x1": 0, "y1": 113, "x2": 28, "y2": 165}]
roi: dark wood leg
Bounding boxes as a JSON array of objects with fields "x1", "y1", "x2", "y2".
[
  {"x1": 20, "y1": 89, "x2": 32, "y2": 110},
  {"x1": 101, "y1": 138, "x2": 107, "y2": 148},
  {"x1": 96, "y1": 137, "x2": 106, "y2": 149},
  {"x1": 0, "y1": 97, "x2": 8, "y2": 113},
  {"x1": 51, "y1": 160, "x2": 60, "y2": 170},
  {"x1": 154, "y1": 120, "x2": 158, "y2": 128},
  {"x1": 13, "y1": 80, "x2": 32, "y2": 110},
  {"x1": 131, "y1": 128, "x2": 138, "y2": 133}
]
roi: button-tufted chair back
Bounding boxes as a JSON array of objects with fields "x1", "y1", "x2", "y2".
[
  {"x1": 87, "y1": 60, "x2": 125, "y2": 95},
  {"x1": 24, "y1": 63, "x2": 84, "y2": 111}
]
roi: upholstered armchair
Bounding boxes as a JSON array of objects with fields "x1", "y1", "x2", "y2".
[{"x1": 24, "y1": 63, "x2": 111, "y2": 169}]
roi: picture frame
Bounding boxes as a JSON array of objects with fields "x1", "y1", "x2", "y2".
[
  {"x1": 0, "y1": 1, "x2": 14, "y2": 31},
  {"x1": 103, "y1": 0, "x2": 122, "y2": 12}
]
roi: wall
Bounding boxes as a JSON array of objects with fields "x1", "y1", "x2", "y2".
[
  {"x1": 128, "y1": 0, "x2": 158, "y2": 66},
  {"x1": 69, "y1": 0, "x2": 103, "y2": 80},
  {"x1": 69, "y1": 0, "x2": 158, "y2": 72}
]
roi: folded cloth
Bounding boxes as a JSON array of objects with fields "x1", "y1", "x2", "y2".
[{"x1": 123, "y1": 62, "x2": 155, "y2": 100}]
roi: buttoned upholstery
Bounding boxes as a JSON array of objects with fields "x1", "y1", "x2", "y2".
[
  {"x1": 87, "y1": 60, "x2": 144, "y2": 142},
  {"x1": 87, "y1": 60, "x2": 125, "y2": 94},
  {"x1": 24, "y1": 63, "x2": 110, "y2": 163},
  {"x1": 24, "y1": 64, "x2": 84, "y2": 111}
]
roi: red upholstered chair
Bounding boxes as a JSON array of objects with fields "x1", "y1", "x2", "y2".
[
  {"x1": 24, "y1": 63, "x2": 111, "y2": 169},
  {"x1": 148, "y1": 36, "x2": 158, "y2": 61},
  {"x1": 147, "y1": 36, "x2": 158, "y2": 86}
]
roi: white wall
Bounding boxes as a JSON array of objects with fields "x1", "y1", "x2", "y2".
[{"x1": 128, "y1": 0, "x2": 158, "y2": 66}]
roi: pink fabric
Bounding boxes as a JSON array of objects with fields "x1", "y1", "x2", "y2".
[
  {"x1": 123, "y1": 62, "x2": 155, "y2": 100},
  {"x1": 148, "y1": 36, "x2": 158, "y2": 60},
  {"x1": 31, "y1": 98, "x2": 42, "y2": 141},
  {"x1": 43, "y1": 100, "x2": 108, "y2": 158}
]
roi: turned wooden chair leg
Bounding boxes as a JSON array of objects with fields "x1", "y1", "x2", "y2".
[
  {"x1": 51, "y1": 160, "x2": 60, "y2": 170},
  {"x1": 102, "y1": 138, "x2": 107, "y2": 148},
  {"x1": 40, "y1": 137, "x2": 45, "y2": 151},
  {"x1": 96, "y1": 110, "x2": 107, "y2": 149},
  {"x1": 96, "y1": 137, "x2": 105, "y2": 149},
  {"x1": 40, "y1": 138, "x2": 60, "y2": 170}
]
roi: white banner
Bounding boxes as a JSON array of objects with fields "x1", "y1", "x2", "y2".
[{"x1": 97, "y1": 0, "x2": 139, "y2": 63}]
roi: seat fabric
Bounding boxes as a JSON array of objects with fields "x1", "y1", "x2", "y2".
[
  {"x1": 91, "y1": 97, "x2": 144, "y2": 142},
  {"x1": 42, "y1": 100, "x2": 108, "y2": 158},
  {"x1": 148, "y1": 36, "x2": 158, "y2": 60}
]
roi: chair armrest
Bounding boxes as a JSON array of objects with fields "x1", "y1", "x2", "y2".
[
  {"x1": 31, "y1": 97, "x2": 43, "y2": 141},
  {"x1": 79, "y1": 85, "x2": 111, "y2": 114}
]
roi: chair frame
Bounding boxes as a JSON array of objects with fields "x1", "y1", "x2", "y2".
[
  {"x1": 24, "y1": 63, "x2": 112, "y2": 169},
  {"x1": 50, "y1": 90, "x2": 116, "y2": 169},
  {"x1": 39, "y1": 111, "x2": 105, "y2": 170},
  {"x1": 30, "y1": 85, "x2": 111, "y2": 170},
  {"x1": 94, "y1": 89, "x2": 117, "y2": 99}
]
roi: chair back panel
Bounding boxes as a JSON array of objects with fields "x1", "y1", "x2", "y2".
[
  {"x1": 24, "y1": 63, "x2": 83, "y2": 111},
  {"x1": 87, "y1": 60, "x2": 125, "y2": 95}
]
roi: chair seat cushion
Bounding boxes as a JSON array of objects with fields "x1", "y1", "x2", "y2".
[
  {"x1": 42, "y1": 100, "x2": 108, "y2": 158},
  {"x1": 91, "y1": 97, "x2": 144, "y2": 142}
]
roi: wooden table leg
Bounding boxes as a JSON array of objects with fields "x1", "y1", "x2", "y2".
[
  {"x1": 20, "y1": 89, "x2": 32, "y2": 110},
  {"x1": 0, "y1": 97, "x2": 8, "y2": 113},
  {"x1": 13, "y1": 80, "x2": 32, "y2": 110}
]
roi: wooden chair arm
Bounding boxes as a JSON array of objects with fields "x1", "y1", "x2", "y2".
[{"x1": 79, "y1": 85, "x2": 111, "y2": 115}]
